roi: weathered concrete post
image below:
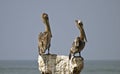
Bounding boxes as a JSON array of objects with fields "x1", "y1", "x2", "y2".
[{"x1": 38, "y1": 54, "x2": 84, "y2": 74}]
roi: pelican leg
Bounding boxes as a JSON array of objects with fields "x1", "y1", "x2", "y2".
[
  {"x1": 72, "y1": 53, "x2": 75, "y2": 59},
  {"x1": 79, "y1": 52, "x2": 81, "y2": 57},
  {"x1": 71, "y1": 53, "x2": 75, "y2": 60},
  {"x1": 47, "y1": 44, "x2": 51, "y2": 54},
  {"x1": 48, "y1": 48, "x2": 50, "y2": 54},
  {"x1": 38, "y1": 46, "x2": 41, "y2": 55},
  {"x1": 79, "y1": 52, "x2": 84, "y2": 60}
]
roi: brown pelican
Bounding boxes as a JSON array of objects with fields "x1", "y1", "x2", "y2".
[
  {"x1": 69, "y1": 20, "x2": 87, "y2": 60},
  {"x1": 38, "y1": 13, "x2": 52, "y2": 55}
]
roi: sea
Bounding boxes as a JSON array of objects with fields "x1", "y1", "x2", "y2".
[{"x1": 0, "y1": 60, "x2": 120, "y2": 74}]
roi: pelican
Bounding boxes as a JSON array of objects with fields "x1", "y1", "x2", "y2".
[
  {"x1": 69, "y1": 20, "x2": 87, "y2": 60},
  {"x1": 38, "y1": 13, "x2": 52, "y2": 55}
]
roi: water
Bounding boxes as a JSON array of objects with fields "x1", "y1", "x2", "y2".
[
  {"x1": 0, "y1": 60, "x2": 40, "y2": 74},
  {"x1": 81, "y1": 60, "x2": 120, "y2": 74},
  {"x1": 0, "y1": 60, "x2": 120, "y2": 74}
]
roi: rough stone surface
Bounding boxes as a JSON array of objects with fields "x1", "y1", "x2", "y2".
[{"x1": 38, "y1": 54, "x2": 84, "y2": 74}]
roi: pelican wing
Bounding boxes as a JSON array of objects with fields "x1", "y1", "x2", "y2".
[
  {"x1": 38, "y1": 32, "x2": 44, "y2": 52},
  {"x1": 38, "y1": 32, "x2": 50, "y2": 53}
]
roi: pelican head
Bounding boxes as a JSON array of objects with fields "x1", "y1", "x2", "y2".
[
  {"x1": 41, "y1": 13, "x2": 49, "y2": 24},
  {"x1": 75, "y1": 20, "x2": 83, "y2": 29}
]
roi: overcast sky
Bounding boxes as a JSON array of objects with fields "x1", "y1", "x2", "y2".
[{"x1": 0, "y1": 0, "x2": 120, "y2": 60}]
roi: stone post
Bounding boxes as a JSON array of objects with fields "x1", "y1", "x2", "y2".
[{"x1": 38, "y1": 54, "x2": 84, "y2": 74}]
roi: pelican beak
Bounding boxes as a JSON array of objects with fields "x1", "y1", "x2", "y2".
[
  {"x1": 79, "y1": 23, "x2": 87, "y2": 42},
  {"x1": 84, "y1": 31, "x2": 87, "y2": 42}
]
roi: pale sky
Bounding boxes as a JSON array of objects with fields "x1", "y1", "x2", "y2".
[{"x1": 0, "y1": 0, "x2": 120, "y2": 60}]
